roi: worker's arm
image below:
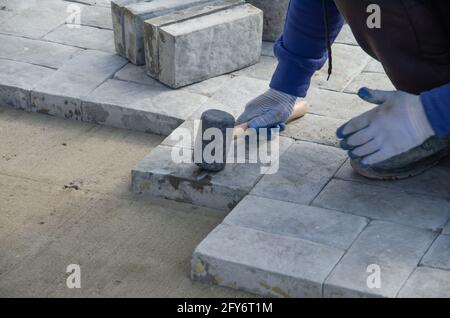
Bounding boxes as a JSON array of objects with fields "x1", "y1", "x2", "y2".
[
  {"x1": 421, "y1": 83, "x2": 450, "y2": 138},
  {"x1": 270, "y1": 0, "x2": 345, "y2": 97},
  {"x1": 237, "y1": 0, "x2": 345, "y2": 129}
]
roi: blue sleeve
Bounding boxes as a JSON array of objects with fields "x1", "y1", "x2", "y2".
[
  {"x1": 421, "y1": 83, "x2": 450, "y2": 138},
  {"x1": 270, "y1": 0, "x2": 344, "y2": 97}
]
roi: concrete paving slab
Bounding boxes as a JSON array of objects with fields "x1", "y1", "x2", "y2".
[
  {"x1": 82, "y1": 79, "x2": 206, "y2": 135},
  {"x1": 0, "y1": 34, "x2": 81, "y2": 69},
  {"x1": 344, "y1": 72, "x2": 395, "y2": 94},
  {"x1": 444, "y1": 221, "x2": 450, "y2": 235},
  {"x1": 232, "y1": 56, "x2": 277, "y2": 81},
  {"x1": 251, "y1": 141, "x2": 346, "y2": 205},
  {"x1": 113, "y1": 63, "x2": 233, "y2": 97},
  {"x1": 281, "y1": 114, "x2": 346, "y2": 147},
  {"x1": 247, "y1": 0, "x2": 289, "y2": 41},
  {"x1": 192, "y1": 224, "x2": 345, "y2": 297},
  {"x1": 190, "y1": 75, "x2": 269, "y2": 120},
  {"x1": 224, "y1": 195, "x2": 368, "y2": 250},
  {"x1": 314, "y1": 179, "x2": 450, "y2": 231},
  {"x1": 312, "y1": 44, "x2": 371, "y2": 92},
  {"x1": 398, "y1": 267, "x2": 450, "y2": 298},
  {"x1": 364, "y1": 59, "x2": 385, "y2": 74},
  {"x1": 335, "y1": 24, "x2": 358, "y2": 46},
  {"x1": 145, "y1": 3, "x2": 262, "y2": 87},
  {"x1": 261, "y1": 41, "x2": 275, "y2": 57},
  {"x1": 421, "y1": 235, "x2": 450, "y2": 271},
  {"x1": 181, "y1": 75, "x2": 234, "y2": 97},
  {"x1": 0, "y1": 58, "x2": 54, "y2": 110},
  {"x1": 66, "y1": 0, "x2": 112, "y2": 6},
  {"x1": 336, "y1": 160, "x2": 450, "y2": 200},
  {"x1": 79, "y1": 4, "x2": 113, "y2": 29},
  {"x1": 0, "y1": 1, "x2": 68, "y2": 39},
  {"x1": 132, "y1": 134, "x2": 293, "y2": 210},
  {"x1": 31, "y1": 50, "x2": 127, "y2": 120},
  {"x1": 113, "y1": 63, "x2": 166, "y2": 87},
  {"x1": 306, "y1": 87, "x2": 374, "y2": 120},
  {"x1": 43, "y1": 24, "x2": 115, "y2": 53},
  {"x1": 324, "y1": 221, "x2": 437, "y2": 298}
]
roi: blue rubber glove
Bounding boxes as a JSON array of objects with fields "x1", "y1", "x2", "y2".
[{"x1": 337, "y1": 87, "x2": 435, "y2": 165}]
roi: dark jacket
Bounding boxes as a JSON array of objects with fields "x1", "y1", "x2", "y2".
[{"x1": 270, "y1": 0, "x2": 450, "y2": 137}]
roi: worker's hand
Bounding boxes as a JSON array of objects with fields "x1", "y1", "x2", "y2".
[
  {"x1": 337, "y1": 87, "x2": 435, "y2": 165},
  {"x1": 236, "y1": 88, "x2": 297, "y2": 130}
]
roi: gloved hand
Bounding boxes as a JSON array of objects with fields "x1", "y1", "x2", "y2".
[
  {"x1": 337, "y1": 87, "x2": 435, "y2": 166},
  {"x1": 236, "y1": 88, "x2": 297, "y2": 130}
]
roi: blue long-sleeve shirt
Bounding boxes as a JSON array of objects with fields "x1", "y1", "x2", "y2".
[{"x1": 270, "y1": 0, "x2": 450, "y2": 138}]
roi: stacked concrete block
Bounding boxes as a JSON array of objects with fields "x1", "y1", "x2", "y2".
[
  {"x1": 111, "y1": 0, "x2": 143, "y2": 57},
  {"x1": 247, "y1": 0, "x2": 290, "y2": 41},
  {"x1": 112, "y1": 0, "x2": 214, "y2": 65},
  {"x1": 144, "y1": 1, "x2": 263, "y2": 87}
]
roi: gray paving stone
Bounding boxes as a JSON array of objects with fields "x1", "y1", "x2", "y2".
[
  {"x1": 312, "y1": 44, "x2": 371, "y2": 92},
  {"x1": 113, "y1": 63, "x2": 165, "y2": 87},
  {"x1": 364, "y1": 59, "x2": 385, "y2": 74},
  {"x1": 132, "y1": 134, "x2": 293, "y2": 210},
  {"x1": 145, "y1": 3, "x2": 263, "y2": 87},
  {"x1": 281, "y1": 114, "x2": 346, "y2": 147},
  {"x1": 444, "y1": 221, "x2": 450, "y2": 235},
  {"x1": 114, "y1": 62, "x2": 234, "y2": 96},
  {"x1": 66, "y1": 0, "x2": 111, "y2": 6},
  {"x1": 335, "y1": 24, "x2": 358, "y2": 46},
  {"x1": 398, "y1": 267, "x2": 450, "y2": 298},
  {"x1": 82, "y1": 79, "x2": 206, "y2": 135},
  {"x1": 31, "y1": 50, "x2": 127, "y2": 120},
  {"x1": 192, "y1": 224, "x2": 345, "y2": 297},
  {"x1": 224, "y1": 195, "x2": 368, "y2": 250},
  {"x1": 122, "y1": 0, "x2": 213, "y2": 65},
  {"x1": 324, "y1": 221, "x2": 437, "y2": 298},
  {"x1": 0, "y1": 1, "x2": 68, "y2": 39},
  {"x1": 251, "y1": 141, "x2": 346, "y2": 205},
  {"x1": 161, "y1": 120, "x2": 197, "y2": 148},
  {"x1": 80, "y1": 4, "x2": 113, "y2": 29},
  {"x1": 43, "y1": 24, "x2": 115, "y2": 53},
  {"x1": 0, "y1": 34, "x2": 81, "y2": 69},
  {"x1": 0, "y1": 59, "x2": 54, "y2": 110},
  {"x1": 344, "y1": 72, "x2": 395, "y2": 94},
  {"x1": 190, "y1": 76, "x2": 269, "y2": 120},
  {"x1": 261, "y1": 41, "x2": 275, "y2": 57},
  {"x1": 247, "y1": 0, "x2": 289, "y2": 41},
  {"x1": 181, "y1": 75, "x2": 233, "y2": 97},
  {"x1": 232, "y1": 56, "x2": 277, "y2": 81},
  {"x1": 336, "y1": 160, "x2": 450, "y2": 200},
  {"x1": 314, "y1": 179, "x2": 450, "y2": 231},
  {"x1": 421, "y1": 235, "x2": 450, "y2": 271},
  {"x1": 306, "y1": 87, "x2": 374, "y2": 121}
]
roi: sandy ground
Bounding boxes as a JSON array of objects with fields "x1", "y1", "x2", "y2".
[{"x1": 0, "y1": 106, "x2": 249, "y2": 297}]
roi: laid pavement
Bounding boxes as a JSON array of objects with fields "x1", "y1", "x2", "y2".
[{"x1": 1, "y1": 0, "x2": 449, "y2": 298}]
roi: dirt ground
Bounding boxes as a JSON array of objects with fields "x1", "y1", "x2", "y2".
[{"x1": 0, "y1": 106, "x2": 249, "y2": 297}]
